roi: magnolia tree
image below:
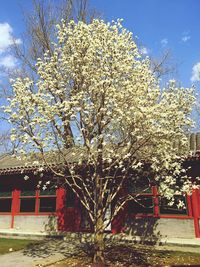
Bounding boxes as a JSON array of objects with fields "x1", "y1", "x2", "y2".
[{"x1": 6, "y1": 19, "x2": 195, "y2": 265}]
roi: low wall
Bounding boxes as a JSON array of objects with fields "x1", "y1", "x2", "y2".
[
  {"x1": 124, "y1": 217, "x2": 195, "y2": 240},
  {"x1": 13, "y1": 215, "x2": 57, "y2": 232},
  {"x1": 0, "y1": 215, "x2": 12, "y2": 229},
  {"x1": 0, "y1": 214, "x2": 196, "y2": 239}
]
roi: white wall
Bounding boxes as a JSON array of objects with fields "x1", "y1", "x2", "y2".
[
  {"x1": 13, "y1": 215, "x2": 57, "y2": 232},
  {"x1": 124, "y1": 217, "x2": 195, "y2": 239},
  {"x1": 0, "y1": 215, "x2": 12, "y2": 229}
]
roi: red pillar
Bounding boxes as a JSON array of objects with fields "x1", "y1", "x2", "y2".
[
  {"x1": 191, "y1": 189, "x2": 200, "y2": 238},
  {"x1": 186, "y1": 194, "x2": 193, "y2": 217},
  {"x1": 111, "y1": 188, "x2": 127, "y2": 234},
  {"x1": 56, "y1": 188, "x2": 65, "y2": 231},
  {"x1": 11, "y1": 189, "x2": 20, "y2": 228},
  {"x1": 35, "y1": 190, "x2": 39, "y2": 215},
  {"x1": 152, "y1": 186, "x2": 159, "y2": 216}
]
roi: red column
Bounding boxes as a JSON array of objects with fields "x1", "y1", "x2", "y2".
[
  {"x1": 191, "y1": 189, "x2": 200, "y2": 238},
  {"x1": 56, "y1": 188, "x2": 65, "y2": 231},
  {"x1": 35, "y1": 190, "x2": 39, "y2": 215},
  {"x1": 111, "y1": 188, "x2": 127, "y2": 234},
  {"x1": 152, "y1": 186, "x2": 159, "y2": 217},
  {"x1": 186, "y1": 194, "x2": 193, "y2": 217},
  {"x1": 11, "y1": 189, "x2": 20, "y2": 228}
]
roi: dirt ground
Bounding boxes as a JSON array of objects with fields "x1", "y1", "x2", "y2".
[
  {"x1": 0, "y1": 237, "x2": 200, "y2": 267},
  {"x1": 48, "y1": 242, "x2": 200, "y2": 267}
]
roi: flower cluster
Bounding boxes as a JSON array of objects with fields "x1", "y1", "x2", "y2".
[{"x1": 5, "y1": 19, "x2": 196, "y2": 213}]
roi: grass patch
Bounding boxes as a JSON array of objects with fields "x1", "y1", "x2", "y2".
[{"x1": 0, "y1": 238, "x2": 39, "y2": 255}]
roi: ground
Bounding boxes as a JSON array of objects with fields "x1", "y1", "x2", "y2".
[
  {"x1": 48, "y1": 243, "x2": 200, "y2": 267},
  {"x1": 0, "y1": 236, "x2": 200, "y2": 266},
  {"x1": 0, "y1": 238, "x2": 38, "y2": 255}
]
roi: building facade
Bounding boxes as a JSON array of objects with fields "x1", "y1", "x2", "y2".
[{"x1": 0, "y1": 153, "x2": 200, "y2": 239}]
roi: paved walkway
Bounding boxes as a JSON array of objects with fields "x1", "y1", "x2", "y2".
[
  {"x1": 0, "y1": 234, "x2": 200, "y2": 267},
  {"x1": 0, "y1": 250, "x2": 65, "y2": 267},
  {"x1": 0, "y1": 237, "x2": 81, "y2": 267}
]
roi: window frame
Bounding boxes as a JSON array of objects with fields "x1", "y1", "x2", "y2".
[
  {"x1": 19, "y1": 197, "x2": 36, "y2": 213},
  {"x1": 0, "y1": 190, "x2": 13, "y2": 213},
  {"x1": 19, "y1": 190, "x2": 37, "y2": 214},
  {"x1": 159, "y1": 195, "x2": 189, "y2": 217},
  {"x1": 127, "y1": 185, "x2": 155, "y2": 216},
  {"x1": 38, "y1": 189, "x2": 57, "y2": 213},
  {"x1": 127, "y1": 186, "x2": 192, "y2": 219},
  {"x1": 18, "y1": 189, "x2": 57, "y2": 215}
]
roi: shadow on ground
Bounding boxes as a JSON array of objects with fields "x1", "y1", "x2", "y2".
[
  {"x1": 22, "y1": 211, "x2": 165, "y2": 266},
  {"x1": 22, "y1": 234, "x2": 162, "y2": 266},
  {"x1": 23, "y1": 236, "x2": 84, "y2": 259}
]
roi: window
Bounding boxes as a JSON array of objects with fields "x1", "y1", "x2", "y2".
[
  {"x1": 20, "y1": 198, "x2": 36, "y2": 212},
  {"x1": 0, "y1": 191, "x2": 12, "y2": 197},
  {"x1": 128, "y1": 178, "x2": 152, "y2": 194},
  {"x1": 21, "y1": 190, "x2": 35, "y2": 196},
  {"x1": 19, "y1": 189, "x2": 57, "y2": 213},
  {"x1": 159, "y1": 196, "x2": 187, "y2": 215},
  {"x1": 65, "y1": 189, "x2": 76, "y2": 208},
  {"x1": 40, "y1": 189, "x2": 56, "y2": 196},
  {"x1": 127, "y1": 177, "x2": 154, "y2": 215},
  {"x1": 39, "y1": 197, "x2": 56, "y2": 212},
  {"x1": 128, "y1": 196, "x2": 154, "y2": 214},
  {"x1": 0, "y1": 191, "x2": 12, "y2": 212},
  {"x1": 20, "y1": 190, "x2": 36, "y2": 213},
  {"x1": 39, "y1": 189, "x2": 56, "y2": 213},
  {"x1": 0, "y1": 199, "x2": 12, "y2": 212}
]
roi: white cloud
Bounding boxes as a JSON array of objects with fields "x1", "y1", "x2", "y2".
[
  {"x1": 191, "y1": 62, "x2": 200, "y2": 82},
  {"x1": 181, "y1": 31, "x2": 191, "y2": 43},
  {"x1": 0, "y1": 22, "x2": 21, "y2": 54},
  {"x1": 161, "y1": 38, "x2": 168, "y2": 47},
  {"x1": 0, "y1": 22, "x2": 21, "y2": 70},
  {"x1": 181, "y1": 35, "x2": 191, "y2": 43},
  {"x1": 0, "y1": 55, "x2": 17, "y2": 69},
  {"x1": 139, "y1": 46, "x2": 149, "y2": 55}
]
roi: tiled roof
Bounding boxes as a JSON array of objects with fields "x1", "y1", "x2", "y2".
[
  {"x1": 0, "y1": 134, "x2": 200, "y2": 175},
  {"x1": 0, "y1": 147, "x2": 85, "y2": 175},
  {"x1": 0, "y1": 154, "x2": 46, "y2": 175}
]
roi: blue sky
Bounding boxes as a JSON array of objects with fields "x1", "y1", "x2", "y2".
[
  {"x1": 0, "y1": 0, "x2": 200, "y2": 131},
  {"x1": 91, "y1": 0, "x2": 200, "y2": 87},
  {"x1": 0, "y1": 0, "x2": 200, "y2": 85}
]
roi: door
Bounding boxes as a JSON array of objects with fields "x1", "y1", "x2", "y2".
[{"x1": 64, "y1": 188, "x2": 81, "y2": 231}]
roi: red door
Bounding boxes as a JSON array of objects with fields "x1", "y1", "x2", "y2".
[{"x1": 63, "y1": 189, "x2": 81, "y2": 231}]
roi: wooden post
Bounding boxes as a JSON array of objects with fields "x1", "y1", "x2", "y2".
[
  {"x1": 35, "y1": 190, "x2": 39, "y2": 215},
  {"x1": 191, "y1": 189, "x2": 200, "y2": 238},
  {"x1": 56, "y1": 188, "x2": 65, "y2": 231},
  {"x1": 152, "y1": 186, "x2": 159, "y2": 216},
  {"x1": 11, "y1": 189, "x2": 20, "y2": 228}
]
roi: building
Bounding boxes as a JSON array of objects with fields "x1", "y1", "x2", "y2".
[{"x1": 0, "y1": 142, "x2": 200, "y2": 239}]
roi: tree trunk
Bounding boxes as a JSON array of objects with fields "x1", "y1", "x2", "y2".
[
  {"x1": 93, "y1": 215, "x2": 105, "y2": 267},
  {"x1": 93, "y1": 144, "x2": 105, "y2": 267}
]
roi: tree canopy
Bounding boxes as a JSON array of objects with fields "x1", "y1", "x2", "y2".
[{"x1": 5, "y1": 19, "x2": 195, "y2": 265}]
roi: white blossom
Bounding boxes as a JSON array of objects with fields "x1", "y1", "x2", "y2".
[
  {"x1": 5, "y1": 19, "x2": 196, "y2": 222},
  {"x1": 24, "y1": 175, "x2": 29, "y2": 181}
]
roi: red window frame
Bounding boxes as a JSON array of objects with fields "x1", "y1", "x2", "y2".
[
  {"x1": 128, "y1": 186, "x2": 193, "y2": 219},
  {"x1": 18, "y1": 189, "x2": 57, "y2": 215},
  {"x1": 0, "y1": 190, "x2": 13, "y2": 214}
]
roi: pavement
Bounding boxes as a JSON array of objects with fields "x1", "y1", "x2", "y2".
[
  {"x1": 1, "y1": 229, "x2": 200, "y2": 246},
  {"x1": 0, "y1": 236, "x2": 81, "y2": 267},
  {"x1": 117, "y1": 234, "x2": 200, "y2": 247},
  {"x1": 0, "y1": 231, "x2": 200, "y2": 267},
  {"x1": 0, "y1": 250, "x2": 65, "y2": 267},
  {"x1": 0, "y1": 229, "x2": 62, "y2": 240}
]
